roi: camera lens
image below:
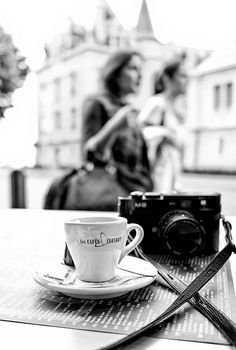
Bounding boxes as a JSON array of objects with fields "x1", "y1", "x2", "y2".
[{"x1": 158, "y1": 210, "x2": 205, "y2": 257}]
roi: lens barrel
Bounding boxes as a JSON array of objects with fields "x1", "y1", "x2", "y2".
[{"x1": 158, "y1": 210, "x2": 205, "y2": 257}]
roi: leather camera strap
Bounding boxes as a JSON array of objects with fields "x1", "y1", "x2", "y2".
[{"x1": 100, "y1": 216, "x2": 236, "y2": 350}]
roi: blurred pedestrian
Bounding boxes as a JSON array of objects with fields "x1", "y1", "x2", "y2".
[
  {"x1": 138, "y1": 59, "x2": 188, "y2": 192},
  {"x1": 81, "y1": 49, "x2": 153, "y2": 194}
]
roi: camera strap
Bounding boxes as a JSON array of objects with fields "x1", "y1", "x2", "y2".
[{"x1": 100, "y1": 215, "x2": 236, "y2": 350}]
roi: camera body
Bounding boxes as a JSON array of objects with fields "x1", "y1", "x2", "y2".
[{"x1": 118, "y1": 191, "x2": 221, "y2": 257}]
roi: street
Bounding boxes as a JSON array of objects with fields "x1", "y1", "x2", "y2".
[
  {"x1": 181, "y1": 172, "x2": 236, "y2": 215},
  {"x1": 0, "y1": 168, "x2": 236, "y2": 215}
]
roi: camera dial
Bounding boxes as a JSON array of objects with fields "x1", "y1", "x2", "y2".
[{"x1": 158, "y1": 210, "x2": 205, "y2": 257}]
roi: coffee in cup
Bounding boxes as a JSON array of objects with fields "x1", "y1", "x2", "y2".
[{"x1": 64, "y1": 216, "x2": 144, "y2": 282}]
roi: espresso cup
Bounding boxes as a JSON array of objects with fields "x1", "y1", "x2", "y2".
[{"x1": 64, "y1": 216, "x2": 144, "y2": 282}]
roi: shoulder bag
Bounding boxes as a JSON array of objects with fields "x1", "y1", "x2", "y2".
[{"x1": 44, "y1": 94, "x2": 129, "y2": 211}]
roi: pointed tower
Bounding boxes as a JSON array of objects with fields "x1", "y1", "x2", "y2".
[
  {"x1": 131, "y1": 0, "x2": 166, "y2": 107},
  {"x1": 135, "y1": 0, "x2": 157, "y2": 42},
  {"x1": 133, "y1": 0, "x2": 163, "y2": 58}
]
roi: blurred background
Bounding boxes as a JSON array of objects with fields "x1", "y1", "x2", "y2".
[{"x1": 0, "y1": 0, "x2": 236, "y2": 213}]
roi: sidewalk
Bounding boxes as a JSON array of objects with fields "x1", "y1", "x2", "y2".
[
  {"x1": 0, "y1": 167, "x2": 63, "y2": 209},
  {"x1": 1, "y1": 167, "x2": 236, "y2": 214}
]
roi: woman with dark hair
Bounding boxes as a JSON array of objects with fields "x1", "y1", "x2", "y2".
[
  {"x1": 81, "y1": 49, "x2": 153, "y2": 194},
  {"x1": 138, "y1": 59, "x2": 188, "y2": 192}
]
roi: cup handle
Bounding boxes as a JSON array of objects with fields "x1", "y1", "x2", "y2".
[{"x1": 118, "y1": 223, "x2": 144, "y2": 263}]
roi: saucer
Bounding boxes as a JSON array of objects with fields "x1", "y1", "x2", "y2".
[{"x1": 33, "y1": 255, "x2": 157, "y2": 299}]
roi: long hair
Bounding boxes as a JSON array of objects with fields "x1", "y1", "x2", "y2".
[
  {"x1": 154, "y1": 60, "x2": 182, "y2": 94},
  {"x1": 101, "y1": 49, "x2": 142, "y2": 98}
]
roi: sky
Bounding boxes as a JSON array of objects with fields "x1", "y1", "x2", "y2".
[{"x1": 0, "y1": 0, "x2": 236, "y2": 167}]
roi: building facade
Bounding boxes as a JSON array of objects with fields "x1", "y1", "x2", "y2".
[
  {"x1": 184, "y1": 47, "x2": 236, "y2": 173},
  {"x1": 35, "y1": 0, "x2": 184, "y2": 168},
  {"x1": 36, "y1": 44, "x2": 111, "y2": 168}
]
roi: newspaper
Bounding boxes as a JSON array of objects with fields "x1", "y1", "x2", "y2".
[{"x1": 0, "y1": 250, "x2": 235, "y2": 345}]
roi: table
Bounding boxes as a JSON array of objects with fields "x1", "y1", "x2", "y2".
[{"x1": 0, "y1": 209, "x2": 235, "y2": 350}]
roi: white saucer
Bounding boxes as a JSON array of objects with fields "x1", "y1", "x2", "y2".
[{"x1": 33, "y1": 255, "x2": 157, "y2": 299}]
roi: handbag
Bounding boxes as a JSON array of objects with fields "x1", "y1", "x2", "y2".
[
  {"x1": 43, "y1": 168, "x2": 78, "y2": 210},
  {"x1": 44, "y1": 94, "x2": 130, "y2": 211},
  {"x1": 43, "y1": 162, "x2": 128, "y2": 211},
  {"x1": 64, "y1": 162, "x2": 128, "y2": 211}
]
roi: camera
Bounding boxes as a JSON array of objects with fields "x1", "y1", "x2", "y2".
[{"x1": 118, "y1": 191, "x2": 221, "y2": 257}]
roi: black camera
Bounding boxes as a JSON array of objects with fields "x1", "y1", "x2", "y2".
[{"x1": 118, "y1": 191, "x2": 221, "y2": 257}]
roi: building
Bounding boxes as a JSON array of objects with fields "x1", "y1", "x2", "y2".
[
  {"x1": 184, "y1": 47, "x2": 236, "y2": 173},
  {"x1": 35, "y1": 0, "x2": 184, "y2": 168}
]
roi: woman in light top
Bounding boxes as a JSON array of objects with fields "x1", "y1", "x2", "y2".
[{"x1": 138, "y1": 59, "x2": 188, "y2": 192}]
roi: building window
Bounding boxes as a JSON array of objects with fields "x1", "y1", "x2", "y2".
[
  {"x1": 54, "y1": 78, "x2": 61, "y2": 101},
  {"x1": 55, "y1": 147, "x2": 60, "y2": 167},
  {"x1": 226, "y1": 82, "x2": 233, "y2": 107},
  {"x1": 55, "y1": 111, "x2": 61, "y2": 129},
  {"x1": 71, "y1": 107, "x2": 77, "y2": 129},
  {"x1": 70, "y1": 72, "x2": 77, "y2": 96},
  {"x1": 40, "y1": 83, "x2": 47, "y2": 91},
  {"x1": 218, "y1": 138, "x2": 224, "y2": 154},
  {"x1": 214, "y1": 85, "x2": 220, "y2": 109}
]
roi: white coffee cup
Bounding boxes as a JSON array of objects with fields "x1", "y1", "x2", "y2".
[{"x1": 64, "y1": 216, "x2": 144, "y2": 282}]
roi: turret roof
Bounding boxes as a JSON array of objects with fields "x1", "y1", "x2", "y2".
[{"x1": 136, "y1": 0, "x2": 155, "y2": 38}]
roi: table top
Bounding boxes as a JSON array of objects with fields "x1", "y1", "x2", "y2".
[{"x1": 0, "y1": 208, "x2": 235, "y2": 350}]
